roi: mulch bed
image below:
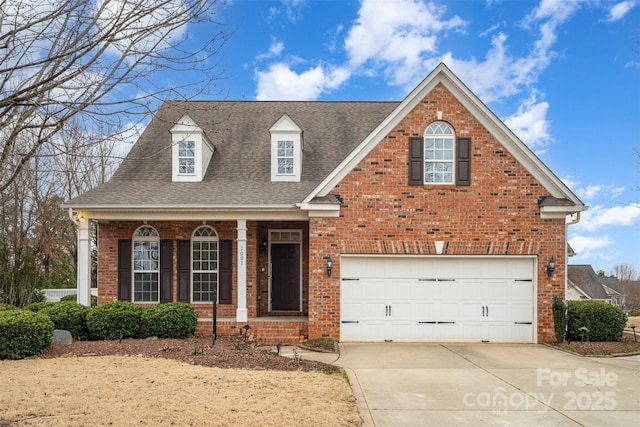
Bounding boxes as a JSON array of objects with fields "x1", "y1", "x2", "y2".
[
  {"x1": 33, "y1": 336, "x2": 336, "y2": 373},
  {"x1": 547, "y1": 333, "x2": 640, "y2": 356}
]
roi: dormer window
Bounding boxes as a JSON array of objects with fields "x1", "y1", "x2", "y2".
[
  {"x1": 178, "y1": 140, "x2": 196, "y2": 175},
  {"x1": 170, "y1": 114, "x2": 214, "y2": 182},
  {"x1": 277, "y1": 140, "x2": 295, "y2": 175},
  {"x1": 270, "y1": 114, "x2": 302, "y2": 182}
]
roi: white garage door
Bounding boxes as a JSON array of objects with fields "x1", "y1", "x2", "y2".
[{"x1": 340, "y1": 256, "x2": 535, "y2": 343}]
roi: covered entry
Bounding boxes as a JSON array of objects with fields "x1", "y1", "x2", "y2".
[{"x1": 340, "y1": 256, "x2": 535, "y2": 343}]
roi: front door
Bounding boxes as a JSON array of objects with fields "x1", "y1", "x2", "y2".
[{"x1": 271, "y1": 243, "x2": 301, "y2": 310}]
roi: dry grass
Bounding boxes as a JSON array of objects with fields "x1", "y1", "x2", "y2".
[
  {"x1": 0, "y1": 356, "x2": 361, "y2": 426},
  {"x1": 627, "y1": 316, "x2": 640, "y2": 328}
]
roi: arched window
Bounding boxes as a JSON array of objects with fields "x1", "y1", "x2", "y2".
[
  {"x1": 192, "y1": 226, "x2": 219, "y2": 302},
  {"x1": 424, "y1": 122, "x2": 455, "y2": 184},
  {"x1": 133, "y1": 226, "x2": 159, "y2": 302}
]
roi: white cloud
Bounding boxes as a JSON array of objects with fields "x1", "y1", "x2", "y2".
[
  {"x1": 573, "y1": 204, "x2": 640, "y2": 232},
  {"x1": 563, "y1": 177, "x2": 628, "y2": 201},
  {"x1": 606, "y1": 1, "x2": 637, "y2": 22},
  {"x1": 256, "y1": 40, "x2": 285, "y2": 60},
  {"x1": 574, "y1": 184, "x2": 627, "y2": 201},
  {"x1": 344, "y1": 0, "x2": 466, "y2": 87},
  {"x1": 568, "y1": 234, "x2": 617, "y2": 261},
  {"x1": 255, "y1": 63, "x2": 350, "y2": 100},
  {"x1": 569, "y1": 234, "x2": 615, "y2": 253},
  {"x1": 504, "y1": 91, "x2": 551, "y2": 152}
]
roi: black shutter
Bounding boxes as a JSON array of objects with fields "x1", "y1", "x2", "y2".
[
  {"x1": 160, "y1": 239, "x2": 173, "y2": 303},
  {"x1": 219, "y1": 240, "x2": 232, "y2": 304},
  {"x1": 456, "y1": 137, "x2": 471, "y2": 186},
  {"x1": 117, "y1": 240, "x2": 132, "y2": 301},
  {"x1": 177, "y1": 240, "x2": 190, "y2": 303},
  {"x1": 408, "y1": 136, "x2": 423, "y2": 185}
]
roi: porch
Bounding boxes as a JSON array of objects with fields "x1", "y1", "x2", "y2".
[{"x1": 196, "y1": 316, "x2": 310, "y2": 346}]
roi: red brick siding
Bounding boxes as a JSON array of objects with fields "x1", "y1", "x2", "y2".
[
  {"x1": 307, "y1": 83, "x2": 565, "y2": 343},
  {"x1": 97, "y1": 220, "x2": 309, "y2": 326}
]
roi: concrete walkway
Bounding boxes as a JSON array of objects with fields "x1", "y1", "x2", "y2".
[{"x1": 281, "y1": 343, "x2": 640, "y2": 426}]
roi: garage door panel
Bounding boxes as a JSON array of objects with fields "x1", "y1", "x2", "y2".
[{"x1": 340, "y1": 256, "x2": 535, "y2": 343}]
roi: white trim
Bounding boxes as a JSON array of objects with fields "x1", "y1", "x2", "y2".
[
  {"x1": 190, "y1": 226, "x2": 219, "y2": 304},
  {"x1": 68, "y1": 207, "x2": 309, "y2": 222},
  {"x1": 236, "y1": 220, "x2": 248, "y2": 322},
  {"x1": 76, "y1": 216, "x2": 92, "y2": 306},
  {"x1": 268, "y1": 229, "x2": 303, "y2": 312},
  {"x1": 132, "y1": 225, "x2": 160, "y2": 303},
  {"x1": 171, "y1": 114, "x2": 214, "y2": 182},
  {"x1": 270, "y1": 114, "x2": 302, "y2": 182},
  {"x1": 303, "y1": 63, "x2": 584, "y2": 215}
]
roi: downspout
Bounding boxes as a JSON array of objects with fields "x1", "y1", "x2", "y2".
[{"x1": 565, "y1": 212, "x2": 581, "y2": 300}]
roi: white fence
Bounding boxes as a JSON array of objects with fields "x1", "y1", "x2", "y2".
[{"x1": 43, "y1": 289, "x2": 98, "y2": 302}]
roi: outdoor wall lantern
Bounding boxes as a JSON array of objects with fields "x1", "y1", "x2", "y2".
[
  {"x1": 326, "y1": 257, "x2": 333, "y2": 277},
  {"x1": 546, "y1": 256, "x2": 556, "y2": 277}
]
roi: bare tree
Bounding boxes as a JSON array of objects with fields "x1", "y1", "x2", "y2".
[
  {"x1": 0, "y1": 0, "x2": 229, "y2": 193},
  {"x1": 611, "y1": 263, "x2": 640, "y2": 316}
]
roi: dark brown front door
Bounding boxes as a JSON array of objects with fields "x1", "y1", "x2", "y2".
[{"x1": 271, "y1": 243, "x2": 300, "y2": 311}]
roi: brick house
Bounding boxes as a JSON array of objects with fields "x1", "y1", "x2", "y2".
[{"x1": 64, "y1": 64, "x2": 586, "y2": 344}]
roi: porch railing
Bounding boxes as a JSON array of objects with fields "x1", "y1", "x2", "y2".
[{"x1": 42, "y1": 288, "x2": 98, "y2": 302}]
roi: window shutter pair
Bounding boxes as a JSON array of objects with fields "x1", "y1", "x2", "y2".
[
  {"x1": 118, "y1": 238, "x2": 232, "y2": 304},
  {"x1": 117, "y1": 239, "x2": 173, "y2": 302},
  {"x1": 408, "y1": 136, "x2": 471, "y2": 186},
  {"x1": 178, "y1": 239, "x2": 232, "y2": 304}
]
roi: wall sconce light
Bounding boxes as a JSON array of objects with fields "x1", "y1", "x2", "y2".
[
  {"x1": 260, "y1": 238, "x2": 268, "y2": 253},
  {"x1": 326, "y1": 256, "x2": 333, "y2": 277},
  {"x1": 546, "y1": 256, "x2": 556, "y2": 277}
]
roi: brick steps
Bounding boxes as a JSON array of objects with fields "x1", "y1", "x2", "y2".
[{"x1": 195, "y1": 318, "x2": 308, "y2": 346}]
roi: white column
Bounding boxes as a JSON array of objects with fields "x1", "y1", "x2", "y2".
[
  {"x1": 76, "y1": 214, "x2": 92, "y2": 306},
  {"x1": 236, "y1": 219, "x2": 248, "y2": 322}
]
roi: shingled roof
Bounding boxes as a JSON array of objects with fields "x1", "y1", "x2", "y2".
[
  {"x1": 66, "y1": 101, "x2": 399, "y2": 207},
  {"x1": 567, "y1": 265, "x2": 610, "y2": 300}
]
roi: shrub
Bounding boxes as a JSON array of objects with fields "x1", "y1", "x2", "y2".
[
  {"x1": 28, "y1": 301, "x2": 58, "y2": 312},
  {"x1": 0, "y1": 303, "x2": 18, "y2": 311},
  {"x1": 86, "y1": 302, "x2": 143, "y2": 340},
  {"x1": 140, "y1": 303, "x2": 198, "y2": 339},
  {"x1": 37, "y1": 302, "x2": 90, "y2": 340},
  {"x1": 60, "y1": 294, "x2": 98, "y2": 306},
  {"x1": 0, "y1": 310, "x2": 54, "y2": 360},
  {"x1": 552, "y1": 296, "x2": 567, "y2": 343},
  {"x1": 567, "y1": 300, "x2": 627, "y2": 342}
]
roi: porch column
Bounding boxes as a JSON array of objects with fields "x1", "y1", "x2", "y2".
[
  {"x1": 236, "y1": 219, "x2": 248, "y2": 322},
  {"x1": 76, "y1": 214, "x2": 92, "y2": 306}
]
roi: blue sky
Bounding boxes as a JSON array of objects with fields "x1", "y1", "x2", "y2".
[{"x1": 185, "y1": 0, "x2": 640, "y2": 274}]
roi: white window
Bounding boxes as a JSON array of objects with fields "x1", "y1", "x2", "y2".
[
  {"x1": 277, "y1": 140, "x2": 295, "y2": 174},
  {"x1": 270, "y1": 114, "x2": 302, "y2": 182},
  {"x1": 170, "y1": 114, "x2": 214, "y2": 182},
  {"x1": 133, "y1": 226, "x2": 159, "y2": 302},
  {"x1": 424, "y1": 122, "x2": 454, "y2": 184},
  {"x1": 192, "y1": 226, "x2": 218, "y2": 303},
  {"x1": 178, "y1": 140, "x2": 195, "y2": 174}
]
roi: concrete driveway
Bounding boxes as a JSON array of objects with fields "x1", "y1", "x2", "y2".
[{"x1": 332, "y1": 343, "x2": 640, "y2": 427}]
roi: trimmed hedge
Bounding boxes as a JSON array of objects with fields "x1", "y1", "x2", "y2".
[
  {"x1": 86, "y1": 301, "x2": 143, "y2": 340},
  {"x1": 28, "y1": 301, "x2": 58, "y2": 312},
  {"x1": 567, "y1": 300, "x2": 627, "y2": 342},
  {"x1": 36, "y1": 302, "x2": 90, "y2": 340},
  {"x1": 140, "y1": 303, "x2": 198, "y2": 339},
  {"x1": 0, "y1": 303, "x2": 18, "y2": 311},
  {"x1": 60, "y1": 294, "x2": 98, "y2": 306},
  {"x1": 0, "y1": 310, "x2": 54, "y2": 360}
]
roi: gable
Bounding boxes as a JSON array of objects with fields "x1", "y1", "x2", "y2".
[{"x1": 303, "y1": 63, "x2": 585, "y2": 218}]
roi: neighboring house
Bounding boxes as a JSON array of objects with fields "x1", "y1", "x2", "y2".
[
  {"x1": 567, "y1": 265, "x2": 622, "y2": 306},
  {"x1": 64, "y1": 64, "x2": 586, "y2": 344},
  {"x1": 601, "y1": 275, "x2": 626, "y2": 309}
]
